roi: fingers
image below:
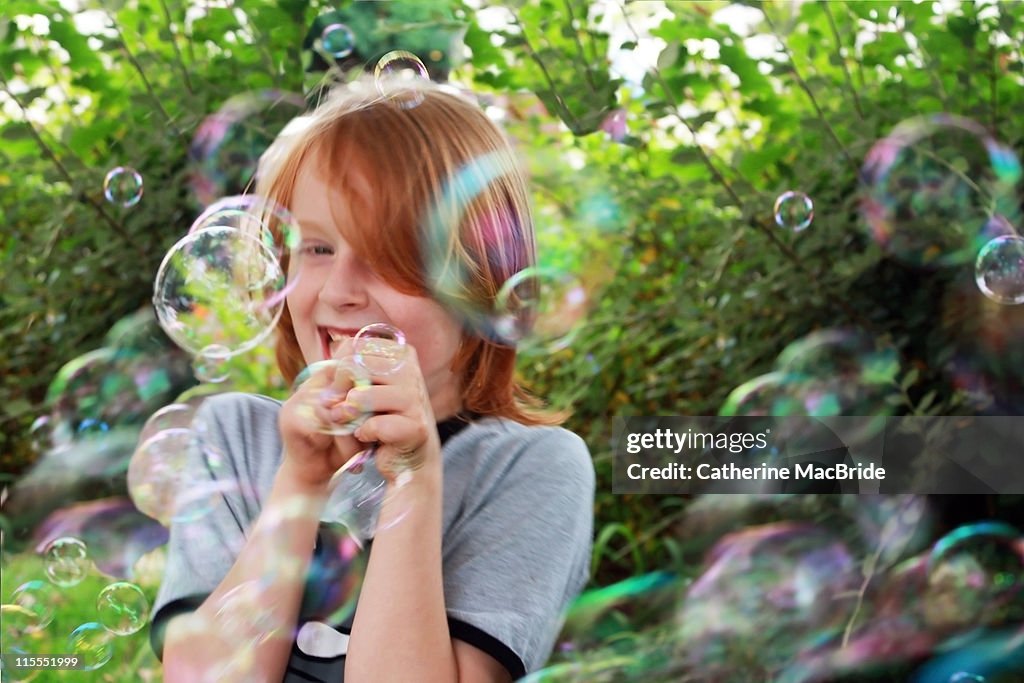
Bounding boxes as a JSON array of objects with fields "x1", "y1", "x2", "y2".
[{"x1": 354, "y1": 414, "x2": 429, "y2": 463}]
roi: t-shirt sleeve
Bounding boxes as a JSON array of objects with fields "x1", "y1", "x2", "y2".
[
  {"x1": 148, "y1": 393, "x2": 266, "y2": 660},
  {"x1": 442, "y1": 427, "x2": 595, "y2": 677}
]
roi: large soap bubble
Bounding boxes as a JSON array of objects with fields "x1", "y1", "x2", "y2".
[
  {"x1": 861, "y1": 114, "x2": 1022, "y2": 268},
  {"x1": 153, "y1": 225, "x2": 288, "y2": 357}
]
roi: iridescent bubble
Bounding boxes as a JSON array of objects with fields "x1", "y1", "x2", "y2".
[
  {"x1": 188, "y1": 195, "x2": 302, "y2": 263},
  {"x1": 321, "y1": 23, "x2": 355, "y2": 59},
  {"x1": 194, "y1": 344, "x2": 232, "y2": 383},
  {"x1": 975, "y1": 234, "x2": 1024, "y2": 305},
  {"x1": 44, "y1": 345, "x2": 193, "y2": 440},
  {"x1": 43, "y1": 537, "x2": 90, "y2": 587},
  {"x1": 374, "y1": 51, "x2": 429, "y2": 108},
  {"x1": 68, "y1": 622, "x2": 114, "y2": 671},
  {"x1": 719, "y1": 371, "x2": 800, "y2": 417},
  {"x1": 925, "y1": 521, "x2": 1023, "y2": 630},
  {"x1": 861, "y1": 114, "x2": 1023, "y2": 267},
  {"x1": 302, "y1": 528, "x2": 367, "y2": 626},
  {"x1": 493, "y1": 267, "x2": 588, "y2": 352},
  {"x1": 127, "y1": 428, "x2": 197, "y2": 525},
  {"x1": 96, "y1": 581, "x2": 150, "y2": 635},
  {"x1": 292, "y1": 358, "x2": 372, "y2": 437},
  {"x1": 678, "y1": 523, "x2": 860, "y2": 680},
  {"x1": 103, "y1": 166, "x2": 143, "y2": 208},
  {"x1": 29, "y1": 414, "x2": 71, "y2": 455},
  {"x1": 153, "y1": 226, "x2": 288, "y2": 357},
  {"x1": 773, "y1": 191, "x2": 814, "y2": 232},
  {"x1": 138, "y1": 403, "x2": 196, "y2": 445},
  {"x1": 10, "y1": 580, "x2": 57, "y2": 631},
  {"x1": 353, "y1": 323, "x2": 408, "y2": 376},
  {"x1": 189, "y1": 90, "x2": 306, "y2": 207}
]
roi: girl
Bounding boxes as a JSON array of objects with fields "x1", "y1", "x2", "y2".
[{"x1": 151, "y1": 77, "x2": 596, "y2": 682}]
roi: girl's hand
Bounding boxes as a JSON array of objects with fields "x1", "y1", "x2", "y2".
[
  {"x1": 344, "y1": 343, "x2": 443, "y2": 485},
  {"x1": 278, "y1": 337, "x2": 368, "y2": 490}
]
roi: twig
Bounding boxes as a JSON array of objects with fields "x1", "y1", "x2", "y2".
[
  {"x1": 562, "y1": 0, "x2": 599, "y2": 94},
  {"x1": 157, "y1": 0, "x2": 195, "y2": 94},
  {"x1": 763, "y1": 8, "x2": 859, "y2": 175},
  {"x1": 821, "y1": 1, "x2": 865, "y2": 121},
  {"x1": 510, "y1": 13, "x2": 581, "y2": 132},
  {"x1": 105, "y1": 11, "x2": 186, "y2": 140}
]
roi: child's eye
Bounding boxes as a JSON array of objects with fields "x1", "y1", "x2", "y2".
[{"x1": 300, "y1": 243, "x2": 334, "y2": 256}]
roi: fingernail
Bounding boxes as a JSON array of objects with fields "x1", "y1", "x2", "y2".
[
  {"x1": 329, "y1": 402, "x2": 360, "y2": 422},
  {"x1": 346, "y1": 387, "x2": 368, "y2": 409}
]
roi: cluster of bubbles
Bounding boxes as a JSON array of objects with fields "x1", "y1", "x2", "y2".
[
  {"x1": 103, "y1": 166, "x2": 144, "y2": 208},
  {"x1": 2, "y1": 537, "x2": 150, "y2": 675},
  {"x1": 529, "y1": 499, "x2": 1022, "y2": 682},
  {"x1": 861, "y1": 114, "x2": 1023, "y2": 304}
]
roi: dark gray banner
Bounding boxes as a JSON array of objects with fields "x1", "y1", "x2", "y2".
[{"x1": 612, "y1": 416, "x2": 1024, "y2": 494}]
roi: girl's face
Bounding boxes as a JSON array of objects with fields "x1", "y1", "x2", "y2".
[{"x1": 286, "y1": 158, "x2": 465, "y2": 420}]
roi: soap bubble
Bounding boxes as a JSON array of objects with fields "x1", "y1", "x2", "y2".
[
  {"x1": 193, "y1": 344, "x2": 232, "y2": 383},
  {"x1": 43, "y1": 537, "x2": 90, "y2": 587},
  {"x1": 10, "y1": 580, "x2": 57, "y2": 631},
  {"x1": 189, "y1": 90, "x2": 306, "y2": 207},
  {"x1": 321, "y1": 23, "x2": 355, "y2": 59},
  {"x1": 678, "y1": 523, "x2": 859, "y2": 679},
  {"x1": 96, "y1": 582, "x2": 150, "y2": 635},
  {"x1": 153, "y1": 226, "x2": 288, "y2": 357},
  {"x1": 773, "y1": 191, "x2": 814, "y2": 232},
  {"x1": 292, "y1": 358, "x2": 372, "y2": 437},
  {"x1": 493, "y1": 268, "x2": 588, "y2": 353},
  {"x1": 188, "y1": 195, "x2": 302, "y2": 258},
  {"x1": 374, "y1": 51, "x2": 429, "y2": 107},
  {"x1": 127, "y1": 428, "x2": 204, "y2": 525},
  {"x1": 29, "y1": 414, "x2": 71, "y2": 455},
  {"x1": 103, "y1": 166, "x2": 143, "y2": 208},
  {"x1": 975, "y1": 234, "x2": 1024, "y2": 305},
  {"x1": 861, "y1": 114, "x2": 1022, "y2": 267},
  {"x1": 924, "y1": 521, "x2": 1024, "y2": 630},
  {"x1": 139, "y1": 403, "x2": 197, "y2": 444},
  {"x1": 68, "y1": 622, "x2": 115, "y2": 671},
  {"x1": 353, "y1": 323, "x2": 408, "y2": 375}
]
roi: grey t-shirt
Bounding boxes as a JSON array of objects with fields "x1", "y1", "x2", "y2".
[{"x1": 151, "y1": 392, "x2": 594, "y2": 681}]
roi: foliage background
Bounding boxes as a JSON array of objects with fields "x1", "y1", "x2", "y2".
[{"x1": 2, "y1": 0, "x2": 1024, "y2": 680}]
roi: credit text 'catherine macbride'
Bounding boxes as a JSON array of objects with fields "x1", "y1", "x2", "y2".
[{"x1": 623, "y1": 428, "x2": 886, "y2": 481}]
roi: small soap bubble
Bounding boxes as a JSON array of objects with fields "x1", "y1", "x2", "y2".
[
  {"x1": 975, "y1": 234, "x2": 1024, "y2": 305},
  {"x1": 861, "y1": 114, "x2": 1022, "y2": 267},
  {"x1": 353, "y1": 324, "x2": 408, "y2": 376},
  {"x1": 103, "y1": 166, "x2": 143, "y2": 208},
  {"x1": 189, "y1": 91, "x2": 305, "y2": 207},
  {"x1": 153, "y1": 226, "x2": 288, "y2": 357},
  {"x1": 193, "y1": 344, "x2": 232, "y2": 383},
  {"x1": 43, "y1": 537, "x2": 90, "y2": 587},
  {"x1": 68, "y1": 622, "x2": 115, "y2": 671},
  {"x1": 96, "y1": 581, "x2": 150, "y2": 635},
  {"x1": 139, "y1": 403, "x2": 196, "y2": 444},
  {"x1": 11, "y1": 580, "x2": 57, "y2": 631},
  {"x1": 215, "y1": 580, "x2": 286, "y2": 645},
  {"x1": 773, "y1": 191, "x2": 814, "y2": 232},
  {"x1": 374, "y1": 51, "x2": 429, "y2": 108},
  {"x1": 1, "y1": 604, "x2": 43, "y2": 679},
  {"x1": 321, "y1": 23, "x2": 356, "y2": 59}
]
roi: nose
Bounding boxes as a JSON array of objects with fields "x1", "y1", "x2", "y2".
[{"x1": 317, "y1": 250, "x2": 370, "y2": 310}]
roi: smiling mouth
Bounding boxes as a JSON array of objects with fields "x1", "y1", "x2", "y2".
[{"x1": 319, "y1": 327, "x2": 360, "y2": 359}]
